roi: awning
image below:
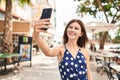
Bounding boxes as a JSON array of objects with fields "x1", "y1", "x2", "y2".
[
  {"x1": 85, "y1": 21, "x2": 117, "y2": 33},
  {"x1": 0, "y1": 19, "x2": 31, "y2": 33}
]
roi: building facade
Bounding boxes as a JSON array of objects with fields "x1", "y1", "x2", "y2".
[{"x1": 0, "y1": 0, "x2": 56, "y2": 51}]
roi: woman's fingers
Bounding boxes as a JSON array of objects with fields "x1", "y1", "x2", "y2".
[
  {"x1": 35, "y1": 19, "x2": 51, "y2": 26},
  {"x1": 35, "y1": 25, "x2": 49, "y2": 31},
  {"x1": 34, "y1": 19, "x2": 51, "y2": 33},
  {"x1": 34, "y1": 19, "x2": 51, "y2": 28},
  {"x1": 33, "y1": 19, "x2": 50, "y2": 40}
]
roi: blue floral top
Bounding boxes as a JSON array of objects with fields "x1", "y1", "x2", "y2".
[{"x1": 59, "y1": 47, "x2": 88, "y2": 80}]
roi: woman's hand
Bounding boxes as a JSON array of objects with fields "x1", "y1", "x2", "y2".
[
  {"x1": 33, "y1": 19, "x2": 51, "y2": 40},
  {"x1": 34, "y1": 19, "x2": 51, "y2": 32}
]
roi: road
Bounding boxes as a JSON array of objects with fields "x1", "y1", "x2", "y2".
[{"x1": 0, "y1": 52, "x2": 109, "y2": 80}]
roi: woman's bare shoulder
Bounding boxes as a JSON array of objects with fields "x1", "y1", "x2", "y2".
[
  {"x1": 54, "y1": 45, "x2": 65, "y2": 51},
  {"x1": 51, "y1": 44, "x2": 64, "y2": 50},
  {"x1": 81, "y1": 47, "x2": 89, "y2": 53},
  {"x1": 80, "y1": 47, "x2": 89, "y2": 57}
]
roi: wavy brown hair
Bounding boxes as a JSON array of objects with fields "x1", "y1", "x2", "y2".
[{"x1": 63, "y1": 19, "x2": 88, "y2": 48}]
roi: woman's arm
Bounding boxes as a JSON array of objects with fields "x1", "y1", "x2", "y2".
[
  {"x1": 83, "y1": 48, "x2": 93, "y2": 80},
  {"x1": 86, "y1": 50, "x2": 92, "y2": 80},
  {"x1": 33, "y1": 19, "x2": 60, "y2": 57}
]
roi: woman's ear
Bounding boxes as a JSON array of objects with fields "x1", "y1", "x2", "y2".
[{"x1": 79, "y1": 32, "x2": 83, "y2": 37}]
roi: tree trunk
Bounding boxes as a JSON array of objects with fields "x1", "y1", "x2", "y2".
[
  {"x1": 99, "y1": 32, "x2": 108, "y2": 49},
  {"x1": 2, "y1": 0, "x2": 13, "y2": 53},
  {"x1": 96, "y1": 0, "x2": 109, "y2": 50}
]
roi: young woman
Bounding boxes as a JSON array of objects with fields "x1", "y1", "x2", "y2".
[{"x1": 33, "y1": 19, "x2": 92, "y2": 80}]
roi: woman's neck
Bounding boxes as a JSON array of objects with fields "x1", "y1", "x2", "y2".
[{"x1": 66, "y1": 41, "x2": 78, "y2": 49}]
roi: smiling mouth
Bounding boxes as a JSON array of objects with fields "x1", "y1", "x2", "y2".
[
  {"x1": 69, "y1": 32, "x2": 76, "y2": 36},
  {"x1": 68, "y1": 34, "x2": 76, "y2": 38}
]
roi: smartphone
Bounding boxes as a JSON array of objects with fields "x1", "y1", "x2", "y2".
[
  {"x1": 40, "y1": 8, "x2": 52, "y2": 19},
  {"x1": 40, "y1": 8, "x2": 52, "y2": 30}
]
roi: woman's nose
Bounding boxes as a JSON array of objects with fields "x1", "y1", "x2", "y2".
[{"x1": 71, "y1": 28, "x2": 75, "y2": 31}]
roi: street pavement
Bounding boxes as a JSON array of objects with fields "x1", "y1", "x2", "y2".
[{"x1": 0, "y1": 52, "x2": 109, "y2": 80}]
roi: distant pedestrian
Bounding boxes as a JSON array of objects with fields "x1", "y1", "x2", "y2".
[
  {"x1": 90, "y1": 42, "x2": 96, "y2": 52},
  {"x1": 33, "y1": 19, "x2": 92, "y2": 80}
]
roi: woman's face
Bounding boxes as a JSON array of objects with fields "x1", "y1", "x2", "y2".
[{"x1": 67, "y1": 22, "x2": 83, "y2": 40}]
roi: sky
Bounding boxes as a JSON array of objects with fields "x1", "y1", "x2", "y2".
[
  {"x1": 54, "y1": 0, "x2": 96, "y2": 41},
  {"x1": 48, "y1": 0, "x2": 117, "y2": 42},
  {"x1": 56, "y1": 0, "x2": 79, "y2": 25},
  {"x1": 55, "y1": 0, "x2": 80, "y2": 40},
  {"x1": 55, "y1": 0, "x2": 96, "y2": 26},
  {"x1": 55, "y1": 0, "x2": 118, "y2": 41}
]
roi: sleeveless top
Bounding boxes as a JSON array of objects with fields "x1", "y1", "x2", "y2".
[{"x1": 58, "y1": 46, "x2": 88, "y2": 80}]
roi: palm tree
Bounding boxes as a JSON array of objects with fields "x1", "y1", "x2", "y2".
[
  {"x1": 2, "y1": 0, "x2": 30, "y2": 53},
  {"x1": 2, "y1": 0, "x2": 13, "y2": 53},
  {"x1": 76, "y1": 0, "x2": 120, "y2": 49}
]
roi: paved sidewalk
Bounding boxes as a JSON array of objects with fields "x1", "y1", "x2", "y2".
[{"x1": 0, "y1": 53, "x2": 109, "y2": 80}]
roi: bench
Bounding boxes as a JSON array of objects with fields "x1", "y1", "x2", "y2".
[{"x1": 0, "y1": 53, "x2": 20, "y2": 75}]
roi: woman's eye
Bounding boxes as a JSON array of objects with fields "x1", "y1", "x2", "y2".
[
  {"x1": 75, "y1": 27, "x2": 79, "y2": 30},
  {"x1": 68, "y1": 26, "x2": 79, "y2": 30},
  {"x1": 68, "y1": 26, "x2": 73, "y2": 29}
]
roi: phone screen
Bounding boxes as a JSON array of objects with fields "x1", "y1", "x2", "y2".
[{"x1": 40, "y1": 8, "x2": 52, "y2": 19}]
